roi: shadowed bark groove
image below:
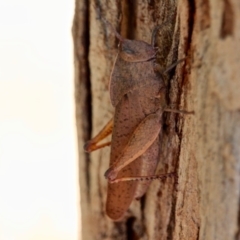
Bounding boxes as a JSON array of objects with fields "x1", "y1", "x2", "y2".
[
  {"x1": 72, "y1": 0, "x2": 92, "y2": 199},
  {"x1": 220, "y1": 0, "x2": 234, "y2": 38},
  {"x1": 73, "y1": 0, "x2": 240, "y2": 239}
]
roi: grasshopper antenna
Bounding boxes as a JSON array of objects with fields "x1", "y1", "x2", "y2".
[{"x1": 103, "y1": 19, "x2": 124, "y2": 42}]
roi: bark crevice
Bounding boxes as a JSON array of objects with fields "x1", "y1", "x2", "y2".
[
  {"x1": 220, "y1": 0, "x2": 234, "y2": 38},
  {"x1": 72, "y1": 0, "x2": 92, "y2": 198}
]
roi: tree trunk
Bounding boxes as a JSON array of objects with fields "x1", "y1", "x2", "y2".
[{"x1": 72, "y1": 0, "x2": 240, "y2": 239}]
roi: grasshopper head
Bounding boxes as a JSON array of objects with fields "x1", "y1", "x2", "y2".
[
  {"x1": 104, "y1": 20, "x2": 156, "y2": 63},
  {"x1": 119, "y1": 39, "x2": 156, "y2": 62}
]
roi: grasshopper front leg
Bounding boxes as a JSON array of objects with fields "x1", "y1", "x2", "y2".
[
  {"x1": 84, "y1": 118, "x2": 113, "y2": 152},
  {"x1": 104, "y1": 109, "x2": 163, "y2": 181}
]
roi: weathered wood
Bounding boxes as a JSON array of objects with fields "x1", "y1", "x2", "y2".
[{"x1": 72, "y1": 0, "x2": 240, "y2": 239}]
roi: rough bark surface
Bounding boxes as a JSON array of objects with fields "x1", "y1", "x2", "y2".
[{"x1": 72, "y1": 0, "x2": 240, "y2": 239}]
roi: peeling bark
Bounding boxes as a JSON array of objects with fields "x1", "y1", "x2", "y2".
[{"x1": 72, "y1": 0, "x2": 240, "y2": 239}]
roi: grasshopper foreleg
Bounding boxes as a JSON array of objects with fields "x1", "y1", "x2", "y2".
[{"x1": 84, "y1": 118, "x2": 113, "y2": 153}]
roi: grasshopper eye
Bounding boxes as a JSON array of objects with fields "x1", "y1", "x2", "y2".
[{"x1": 122, "y1": 46, "x2": 135, "y2": 55}]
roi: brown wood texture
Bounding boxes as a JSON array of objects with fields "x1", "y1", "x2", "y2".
[{"x1": 72, "y1": 0, "x2": 240, "y2": 239}]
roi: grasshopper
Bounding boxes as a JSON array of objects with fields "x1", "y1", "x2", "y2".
[{"x1": 84, "y1": 21, "x2": 188, "y2": 221}]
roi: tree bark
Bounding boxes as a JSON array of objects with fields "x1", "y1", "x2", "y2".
[{"x1": 72, "y1": 0, "x2": 240, "y2": 239}]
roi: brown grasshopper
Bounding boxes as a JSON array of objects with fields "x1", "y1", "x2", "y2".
[{"x1": 84, "y1": 21, "x2": 188, "y2": 221}]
